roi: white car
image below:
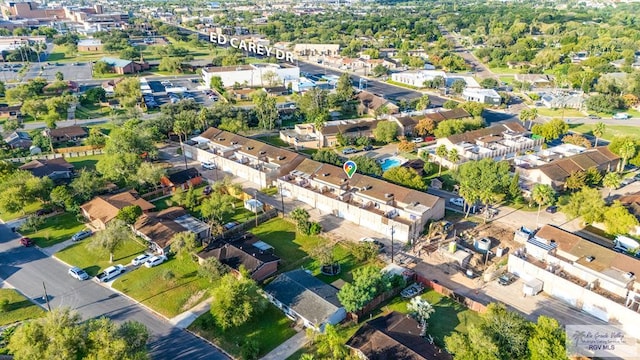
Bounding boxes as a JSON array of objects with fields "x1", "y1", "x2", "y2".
[
  {"x1": 449, "y1": 197, "x2": 464, "y2": 207},
  {"x1": 144, "y1": 255, "x2": 167, "y2": 268},
  {"x1": 202, "y1": 161, "x2": 216, "y2": 170},
  {"x1": 412, "y1": 137, "x2": 424, "y2": 144},
  {"x1": 131, "y1": 253, "x2": 152, "y2": 266},
  {"x1": 97, "y1": 265, "x2": 126, "y2": 282},
  {"x1": 68, "y1": 266, "x2": 89, "y2": 281}
]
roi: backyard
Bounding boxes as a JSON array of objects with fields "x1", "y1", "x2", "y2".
[
  {"x1": 112, "y1": 255, "x2": 213, "y2": 318},
  {"x1": 151, "y1": 189, "x2": 255, "y2": 224},
  {"x1": 20, "y1": 212, "x2": 86, "y2": 247},
  {"x1": 189, "y1": 304, "x2": 296, "y2": 359},
  {"x1": 66, "y1": 154, "x2": 105, "y2": 171},
  {"x1": 55, "y1": 237, "x2": 147, "y2": 277},
  {"x1": 0, "y1": 289, "x2": 46, "y2": 326}
]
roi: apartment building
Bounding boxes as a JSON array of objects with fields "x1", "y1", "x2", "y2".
[
  {"x1": 279, "y1": 118, "x2": 382, "y2": 149},
  {"x1": 184, "y1": 127, "x2": 307, "y2": 188},
  {"x1": 511, "y1": 225, "x2": 640, "y2": 339},
  {"x1": 278, "y1": 158, "x2": 444, "y2": 242},
  {"x1": 421, "y1": 121, "x2": 542, "y2": 168},
  {"x1": 201, "y1": 63, "x2": 300, "y2": 89}
]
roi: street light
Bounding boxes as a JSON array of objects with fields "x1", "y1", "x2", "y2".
[
  {"x1": 279, "y1": 182, "x2": 285, "y2": 214},
  {"x1": 390, "y1": 225, "x2": 395, "y2": 264}
]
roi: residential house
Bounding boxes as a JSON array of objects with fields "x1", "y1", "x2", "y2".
[
  {"x1": 346, "y1": 311, "x2": 452, "y2": 360},
  {"x1": 185, "y1": 127, "x2": 307, "y2": 188},
  {"x1": 615, "y1": 192, "x2": 640, "y2": 236},
  {"x1": 229, "y1": 88, "x2": 255, "y2": 101},
  {"x1": 263, "y1": 86, "x2": 288, "y2": 96},
  {"x1": 401, "y1": 159, "x2": 425, "y2": 176},
  {"x1": 80, "y1": 190, "x2": 155, "y2": 230},
  {"x1": 264, "y1": 269, "x2": 347, "y2": 332},
  {"x1": 292, "y1": 43, "x2": 340, "y2": 57},
  {"x1": 510, "y1": 225, "x2": 640, "y2": 338},
  {"x1": 540, "y1": 92, "x2": 585, "y2": 109},
  {"x1": 3, "y1": 131, "x2": 31, "y2": 149},
  {"x1": 102, "y1": 78, "x2": 124, "y2": 94},
  {"x1": 355, "y1": 91, "x2": 399, "y2": 117},
  {"x1": 160, "y1": 168, "x2": 203, "y2": 193},
  {"x1": 517, "y1": 147, "x2": 620, "y2": 191},
  {"x1": 77, "y1": 38, "x2": 102, "y2": 51},
  {"x1": 514, "y1": 74, "x2": 554, "y2": 88},
  {"x1": 133, "y1": 206, "x2": 210, "y2": 254},
  {"x1": 196, "y1": 233, "x2": 280, "y2": 281},
  {"x1": 279, "y1": 123, "x2": 320, "y2": 149},
  {"x1": 424, "y1": 121, "x2": 541, "y2": 167},
  {"x1": 462, "y1": 88, "x2": 501, "y2": 105},
  {"x1": 391, "y1": 108, "x2": 471, "y2": 136},
  {"x1": 44, "y1": 126, "x2": 88, "y2": 144},
  {"x1": 279, "y1": 158, "x2": 444, "y2": 242},
  {"x1": 318, "y1": 118, "x2": 382, "y2": 148},
  {"x1": 99, "y1": 57, "x2": 150, "y2": 75},
  {"x1": 19, "y1": 158, "x2": 74, "y2": 180},
  {"x1": 0, "y1": 104, "x2": 21, "y2": 119}
]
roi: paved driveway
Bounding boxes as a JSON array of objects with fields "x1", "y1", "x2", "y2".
[{"x1": 0, "y1": 224, "x2": 228, "y2": 360}]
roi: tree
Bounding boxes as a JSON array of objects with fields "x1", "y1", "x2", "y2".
[
  {"x1": 451, "y1": 79, "x2": 466, "y2": 94},
  {"x1": 198, "y1": 257, "x2": 228, "y2": 282},
  {"x1": 0, "y1": 80, "x2": 5, "y2": 96},
  {"x1": 518, "y1": 108, "x2": 537, "y2": 130},
  {"x1": 372, "y1": 64, "x2": 389, "y2": 77},
  {"x1": 414, "y1": 95, "x2": 431, "y2": 110},
  {"x1": 528, "y1": 316, "x2": 569, "y2": 360},
  {"x1": 565, "y1": 171, "x2": 587, "y2": 191},
  {"x1": 93, "y1": 61, "x2": 113, "y2": 75},
  {"x1": 445, "y1": 326, "x2": 500, "y2": 360},
  {"x1": 252, "y1": 91, "x2": 278, "y2": 130},
  {"x1": 312, "y1": 149, "x2": 342, "y2": 166},
  {"x1": 531, "y1": 119, "x2": 568, "y2": 141},
  {"x1": 455, "y1": 159, "x2": 511, "y2": 218},
  {"x1": 407, "y1": 297, "x2": 435, "y2": 326},
  {"x1": 136, "y1": 162, "x2": 166, "y2": 186},
  {"x1": 335, "y1": 73, "x2": 354, "y2": 102},
  {"x1": 86, "y1": 128, "x2": 106, "y2": 147},
  {"x1": 351, "y1": 155, "x2": 382, "y2": 176},
  {"x1": 170, "y1": 231, "x2": 198, "y2": 259},
  {"x1": 586, "y1": 94, "x2": 622, "y2": 114},
  {"x1": 602, "y1": 172, "x2": 622, "y2": 200},
  {"x1": 21, "y1": 99, "x2": 48, "y2": 121},
  {"x1": 531, "y1": 184, "x2": 555, "y2": 226},
  {"x1": 88, "y1": 219, "x2": 132, "y2": 263},
  {"x1": 55, "y1": 71, "x2": 64, "y2": 81},
  {"x1": 8, "y1": 308, "x2": 148, "y2": 360},
  {"x1": 373, "y1": 121, "x2": 398, "y2": 143},
  {"x1": 19, "y1": 215, "x2": 45, "y2": 232},
  {"x1": 114, "y1": 78, "x2": 141, "y2": 109},
  {"x1": 210, "y1": 76, "x2": 224, "y2": 92},
  {"x1": 82, "y1": 87, "x2": 107, "y2": 104},
  {"x1": 584, "y1": 167, "x2": 602, "y2": 187},
  {"x1": 593, "y1": 122, "x2": 606, "y2": 147},
  {"x1": 337, "y1": 265, "x2": 385, "y2": 312},
  {"x1": 397, "y1": 140, "x2": 416, "y2": 153},
  {"x1": 562, "y1": 134, "x2": 591, "y2": 148},
  {"x1": 71, "y1": 169, "x2": 106, "y2": 203},
  {"x1": 415, "y1": 118, "x2": 436, "y2": 136},
  {"x1": 315, "y1": 324, "x2": 348, "y2": 360},
  {"x1": 201, "y1": 192, "x2": 235, "y2": 224},
  {"x1": 443, "y1": 100, "x2": 459, "y2": 109},
  {"x1": 382, "y1": 166, "x2": 426, "y2": 190},
  {"x1": 448, "y1": 148, "x2": 460, "y2": 164},
  {"x1": 604, "y1": 201, "x2": 639, "y2": 235},
  {"x1": 115, "y1": 205, "x2": 143, "y2": 225},
  {"x1": 561, "y1": 187, "x2": 606, "y2": 224},
  {"x1": 352, "y1": 242, "x2": 379, "y2": 262},
  {"x1": 310, "y1": 243, "x2": 335, "y2": 266},
  {"x1": 210, "y1": 274, "x2": 267, "y2": 330},
  {"x1": 617, "y1": 138, "x2": 637, "y2": 172},
  {"x1": 480, "y1": 78, "x2": 498, "y2": 89},
  {"x1": 50, "y1": 185, "x2": 75, "y2": 211},
  {"x1": 436, "y1": 144, "x2": 448, "y2": 175}
]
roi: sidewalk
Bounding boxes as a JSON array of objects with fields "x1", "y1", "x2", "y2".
[
  {"x1": 169, "y1": 297, "x2": 213, "y2": 329},
  {"x1": 260, "y1": 331, "x2": 308, "y2": 360}
]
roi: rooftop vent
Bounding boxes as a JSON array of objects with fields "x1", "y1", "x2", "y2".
[
  {"x1": 323, "y1": 173, "x2": 330, "y2": 177},
  {"x1": 218, "y1": 138, "x2": 225, "y2": 141},
  {"x1": 341, "y1": 179, "x2": 347, "y2": 183},
  {"x1": 586, "y1": 256, "x2": 595, "y2": 263},
  {"x1": 624, "y1": 272, "x2": 635, "y2": 280},
  {"x1": 277, "y1": 156, "x2": 285, "y2": 160},
  {"x1": 231, "y1": 141, "x2": 237, "y2": 145},
  {"x1": 384, "y1": 193, "x2": 394, "y2": 198},
  {"x1": 247, "y1": 146, "x2": 254, "y2": 150},
  {"x1": 259, "y1": 151, "x2": 266, "y2": 155}
]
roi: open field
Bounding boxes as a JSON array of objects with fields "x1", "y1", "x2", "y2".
[{"x1": 569, "y1": 123, "x2": 640, "y2": 140}]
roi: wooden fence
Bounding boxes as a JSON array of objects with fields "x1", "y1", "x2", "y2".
[{"x1": 5, "y1": 148, "x2": 104, "y2": 163}]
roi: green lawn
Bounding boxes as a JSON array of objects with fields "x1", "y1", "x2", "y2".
[
  {"x1": 21, "y1": 213, "x2": 86, "y2": 247},
  {"x1": 0, "y1": 201, "x2": 43, "y2": 222},
  {"x1": 259, "y1": 135, "x2": 290, "y2": 147},
  {"x1": 75, "y1": 103, "x2": 111, "y2": 120},
  {"x1": 153, "y1": 192, "x2": 255, "y2": 224},
  {"x1": 487, "y1": 67, "x2": 520, "y2": 75},
  {"x1": 251, "y1": 218, "x2": 324, "y2": 271},
  {"x1": 298, "y1": 149, "x2": 318, "y2": 156},
  {"x1": 536, "y1": 108, "x2": 585, "y2": 118},
  {"x1": 189, "y1": 304, "x2": 296, "y2": 359},
  {"x1": 113, "y1": 256, "x2": 213, "y2": 318},
  {"x1": 569, "y1": 123, "x2": 640, "y2": 141},
  {"x1": 66, "y1": 154, "x2": 104, "y2": 171},
  {"x1": 498, "y1": 76, "x2": 514, "y2": 84},
  {"x1": 0, "y1": 289, "x2": 46, "y2": 326},
  {"x1": 55, "y1": 238, "x2": 147, "y2": 277},
  {"x1": 49, "y1": 45, "x2": 109, "y2": 63}
]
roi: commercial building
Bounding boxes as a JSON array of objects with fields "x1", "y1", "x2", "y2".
[
  {"x1": 462, "y1": 88, "x2": 502, "y2": 105},
  {"x1": 0, "y1": 35, "x2": 44, "y2": 52},
  {"x1": 511, "y1": 225, "x2": 640, "y2": 339},
  {"x1": 201, "y1": 63, "x2": 300, "y2": 89},
  {"x1": 391, "y1": 70, "x2": 446, "y2": 87},
  {"x1": 421, "y1": 121, "x2": 542, "y2": 168},
  {"x1": 292, "y1": 43, "x2": 340, "y2": 57},
  {"x1": 77, "y1": 38, "x2": 102, "y2": 52}
]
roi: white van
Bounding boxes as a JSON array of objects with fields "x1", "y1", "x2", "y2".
[
  {"x1": 96, "y1": 265, "x2": 126, "y2": 282},
  {"x1": 614, "y1": 235, "x2": 639, "y2": 253}
]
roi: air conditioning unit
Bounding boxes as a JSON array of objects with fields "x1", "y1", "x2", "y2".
[
  {"x1": 624, "y1": 272, "x2": 635, "y2": 280},
  {"x1": 586, "y1": 256, "x2": 595, "y2": 263}
]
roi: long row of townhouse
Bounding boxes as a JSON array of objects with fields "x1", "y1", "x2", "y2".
[{"x1": 185, "y1": 127, "x2": 445, "y2": 243}]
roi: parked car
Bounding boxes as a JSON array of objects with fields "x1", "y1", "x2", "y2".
[
  {"x1": 144, "y1": 255, "x2": 167, "y2": 268},
  {"x1": 412, "y1": 137, "x2": 424, "y2": 144},
  {"x1": 424, "y1": 136, "x2": 436, "y2": 142},
  {"x1": 363, "y1": 145, "x2": 373, "y2": 151},
  {"x1": 203, "y1": 186, "x2": 212, "y2": 195},
  {"x1": 342, "y1": 147, "x2": 357, "y2": 155},
  {"x1": 449, "y1": 197, "x2": 464, "y2": 207},
  {"x1": 131, "y1": 253, "x2": 152, "y2": 266},
  {"x1": 96, "y1": 265, "x2": 126, "y2": 282},
  {"x1": 71, "y1": 229, "x2": 93, "y2": 242},
  {"x1": 498, "y1": 272, "x2": 517, "y2": 286},
  {"x1": 202, "y1": 161, "x2": 216, "y2": 170},
  {"x1": 545, "y1": 205, "x2": 558, "y2": 214},
  {"x1": 19, "y1": 237, "x2": 34, "y2": 247},
  {"x1": 587, "y1": 114, "x2": 601, "y2": 119},
  {"x1": 68, "y1": 266, "x2": 89, "y2": 281},
  {"x1": 622, "y1": 177, "x2": 637, "y2": 186},
  {"x1": 614, "y1": 113, "x2": 630, "y2": 120},
  {"x1": 224, "y1": 221, "x2": 240, "y2": 230}
]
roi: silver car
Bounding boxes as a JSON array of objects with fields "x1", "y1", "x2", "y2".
[{"x1": 68, "y1": 266, "x2": 89, "y2": 281}]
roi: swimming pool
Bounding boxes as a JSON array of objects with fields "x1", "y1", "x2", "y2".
[{"x1": 380, "y1": 157, "x2": 405, "y2": 172}]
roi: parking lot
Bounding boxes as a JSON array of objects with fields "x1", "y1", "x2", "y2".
[
  {"x1": 22, "y1": 61, "x2": 93, "y2": 82},
  {"x1": 0, "y1": 63, "x2": 26, "y2": 82},
  {"x1": 147, "y1": 78, "x2": 217, "y2": 108}
]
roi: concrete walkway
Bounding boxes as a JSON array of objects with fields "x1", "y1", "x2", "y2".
[
  {"x1": 169, "y1": 297, "x2": 213, "y2": 329},
  {"x1": 260, "y1": 331, "x2": 308, "y2": 360}
]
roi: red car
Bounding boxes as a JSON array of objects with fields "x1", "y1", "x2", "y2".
[{"x1": 19, "y1": 237, "x2": 34, "y2": 247}]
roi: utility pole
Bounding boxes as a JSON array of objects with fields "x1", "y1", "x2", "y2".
[
  {"x1": 279, "y1": 183, "x2": 285, "y2": 214},
  {"x1": 42, "y1": 282, "x2": 51, "y2": 312},
  {"x1": 390, "y1": 225, "x2": 395, "y2": 264},
  {"x1": 254, "y1": 190, "x2": 258, "y2": 227}
]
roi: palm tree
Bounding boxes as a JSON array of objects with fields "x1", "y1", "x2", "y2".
[
  {"x1": 436, "y1": 144, "x2": 448, "y2": 175},
  {"x1": 602, "y1": 172, "x2": 622, "y2": 201},
  {"x1": 519, "y1": 108, "x2": 537, "y2": 130},
  {"x1": 618, "y1": 140, "x2": 637, "y2": 172},
  {"x1": 593, "y1": 122, "x2": 605, "y2": 147},
  {"x1": 531, "y1": 184, "x2": 555, "y2": 226},
  {"x1": 447, "y1": 148, "x2": 460, "y2": 165},
  {"x1": 316, "y1": 324, "x2": 348, "y2": 359}
]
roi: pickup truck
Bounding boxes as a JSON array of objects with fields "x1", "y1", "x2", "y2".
[{"x1": 96, "y1": 265, "x2": 126, "y2": 283}]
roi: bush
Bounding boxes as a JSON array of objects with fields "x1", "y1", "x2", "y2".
[
  {"x1": 309, "y1": 222, "x2": 322, "y2": 235},
  {"x1": 240, "y1": 340, "x2": 260, "y2": 360},
  {"x1": 352, "y1": 242, "x2": 379, "y2": 262},
  {"x1": 162, "y1": 270, "x2": 175, "y2": 281},
  {"x1": 0, "y1": 299, "x2": 9, "y2": 313}
]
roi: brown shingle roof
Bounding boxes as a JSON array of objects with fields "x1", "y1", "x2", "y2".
[
  {"x1": 355, "y1": 91, "x2": 399, "y2": 112},
  {"x1": 440, "y1": 108, "x2": 471, "y2": 120},
  {"x1": 81, "y1": 190, "x2": 155, "y2": 225},
  {"x1": 537, "y1": 147, "x2": 620, "y2": 182},
  {"x1": 134, "y1": 213, "x2": 186, "y2": 249},
  {"x1": 19, "y1": 158, "x2": 74, "y2": 177},
  {"x1": 47, "y1": 126, "x2": 87, "y2": 138},
  {"x1": 535, "y1": 225, "x2": 582, "y2": 253},
  {"x1": 447, "y1": 121, "x2": 526, "y2": 144}
]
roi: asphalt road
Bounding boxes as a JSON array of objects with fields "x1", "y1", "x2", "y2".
[
  {"x1": 0, "y1": 224, "x2": 228, "y2": 360},
  {"x1": 438, "y1": 25, "x2": 496, "y2": 80}
]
